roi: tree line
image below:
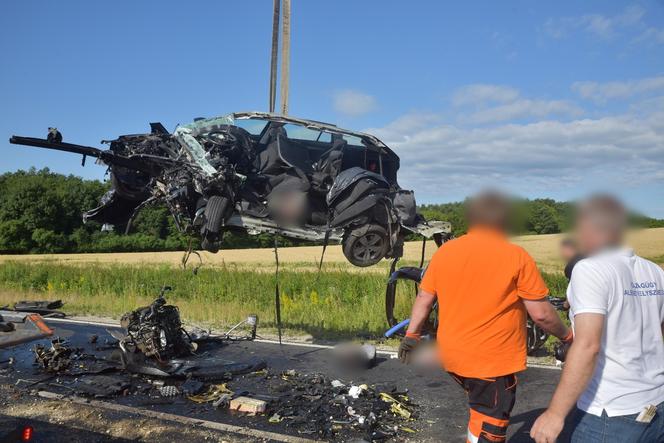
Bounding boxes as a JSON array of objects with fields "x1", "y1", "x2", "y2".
[{"x1": 1, "y1": 169, "x2": 662, "y2": 254}]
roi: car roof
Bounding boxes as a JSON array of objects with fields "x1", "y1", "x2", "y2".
[{"x1": 231, "y1": 111, "x2": 397, "y2": 158}]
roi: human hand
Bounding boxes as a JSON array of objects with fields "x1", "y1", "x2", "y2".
[
  {"x1": 555, "y1": 329, "x2": 573, "y2": 362},
  {"x1": 398, "y1": 333, "x2": 420, "y2": 364},
  {"x1": 530, "y1": 409, "x2": 565, "y2": 443}
]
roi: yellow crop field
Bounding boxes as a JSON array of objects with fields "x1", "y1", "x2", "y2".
[{"x1": 1, "y1": 227, "x2": 662, "y2": 273}]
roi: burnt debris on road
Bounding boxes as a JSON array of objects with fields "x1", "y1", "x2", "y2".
[{"x1": 1, "y1": 295, "x2": 420, "y2": 442}]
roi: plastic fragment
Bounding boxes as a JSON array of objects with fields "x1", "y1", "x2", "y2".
[
  {"x1": 269, "y1": 413, "x2": 283, "y2": 423},
  {"x1": 212, "y1": 393, "x2": 232, "y2": 408},
  {"x1": 188, "y1": 383, "x2": 233, "y2": 403},
  {"x1": 348, "y1": 384, "x2": 367, "y2": 399},
  {"x1": 159, "y1": 385, "x2": 179, "y2": 397},
  {"x1": 380, "y1": 392, "x2": 412, "y2": 419}
]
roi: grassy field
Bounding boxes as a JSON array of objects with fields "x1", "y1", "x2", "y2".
[
  {"x1": 0, "y1": 260, "x2": 569, "y2": 341},
  {"x1": 0, "y1": 228, "x2": 661, "y2": 341}
]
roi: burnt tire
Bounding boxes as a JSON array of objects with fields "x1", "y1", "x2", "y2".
[
  {"x1": 200, "y1": 196, "x2": 230, "y2": 253},
  {"x1": 342, "y1": 224, "x2": 390, "y2": 267}
]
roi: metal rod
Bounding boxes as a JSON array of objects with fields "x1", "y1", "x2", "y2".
[
  {"x1": 279, "y1": 0, "x2": 291, "y2": 115},
  {"x1": 269, "y1": 0, "x2": 280, "y2": 113},
  {"x1": 273, "y1": 235, "x2": 282, "y2": 344}
]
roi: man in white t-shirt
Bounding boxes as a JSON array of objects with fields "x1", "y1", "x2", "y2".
[{"x1": 531, "y1": 195, "x2": 664, "y2": 443}]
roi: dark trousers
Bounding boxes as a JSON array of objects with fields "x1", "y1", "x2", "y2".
[{"x1": 449, "y1": 372, "x2": 518, "y2": 443}]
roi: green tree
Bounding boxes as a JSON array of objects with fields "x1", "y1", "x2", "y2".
[
  {"x1": 529, "y1": 201, "x2": 560, "y2": 234},
  {"x1": 1, "y1": 169, "x2": 663, "y2": 253},
  {"x1": 31, "y1": 228, "x2": 67, "y2": 253}
]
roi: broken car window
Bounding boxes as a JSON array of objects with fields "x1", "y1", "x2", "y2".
[
  {"x1": 282, "y1": 123, "x2": 331, "y2": 143},
  {"x1": 232, "y1": 118, "x2": 268, "y2": 136},
  {"x1": 342, "y1": 134, "x2": 364, "y2": 147}
]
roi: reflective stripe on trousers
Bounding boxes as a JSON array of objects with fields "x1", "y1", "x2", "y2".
[{"x1": 467, "y1": 408, "x2": 509, "y2": 442}]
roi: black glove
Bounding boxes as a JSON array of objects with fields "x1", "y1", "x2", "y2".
[
  {"x1": 398, "y1": 336, "x2": 420, "y2": 364},
  {"x1": 554, "y1": 340, "x2": 572, "y2": 362}
]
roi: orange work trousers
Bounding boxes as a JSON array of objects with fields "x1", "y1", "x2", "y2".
[{"x1": 449, "y1": 372, "x2": 517, "y2": 443}]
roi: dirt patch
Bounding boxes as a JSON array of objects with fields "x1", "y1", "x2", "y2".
[{"x1": 0, "y1": 385, "x2": 256, "y2": 442}]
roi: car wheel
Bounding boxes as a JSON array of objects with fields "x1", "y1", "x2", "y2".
[
  {"x1": 200, "y1": 196, "x2": 230, "y2": 253},
  {"x1": 342, "y1": 224, "x2": 390, "y2": 267}
]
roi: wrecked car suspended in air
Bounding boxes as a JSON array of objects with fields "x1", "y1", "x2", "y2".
[{"x1": 10, "y1": 112, "x2": 450, "y2": 266}]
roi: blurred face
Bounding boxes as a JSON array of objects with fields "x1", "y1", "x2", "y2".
[
  {"x1": 575, "y1": 216, "x2": 615, "y2": 255},
  {"x1": 559, "y1": 242, "x2": 577, "y2": 261},
  {"x1": 466, "y1": 192, "x2": 511, "y2": 232}
]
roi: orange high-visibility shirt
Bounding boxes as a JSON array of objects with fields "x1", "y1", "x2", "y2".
[{"x1": 419, "y1": 226, "x2": 549, "y2": 378}]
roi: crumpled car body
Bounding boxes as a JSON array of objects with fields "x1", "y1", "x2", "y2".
[{"x1": 11, "y1": 112, "x2": 450, "y2": 266}]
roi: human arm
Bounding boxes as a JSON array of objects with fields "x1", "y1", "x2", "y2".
[
  {"x1": 517, "y1": 249, "x2": 572, "y2": 340},
  {"x1": 398, "y1": 289, "x2": 436, "y2": 363},
  {"x1": 523, "y1": 298, "x2": 571, "y2": 340},
  {"x1": 405, "y1": 289, "x2": 437, "y2": 337},
  {"x1": 530, "y1": 313, "x2": 605, "y2": 443}
]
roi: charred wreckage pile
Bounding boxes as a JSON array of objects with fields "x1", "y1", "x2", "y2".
[
  {"x1": 10, "y1": 112, "x2": 450, "y2": 267},
  {"x1": 19, "y1": 291, "x2": 419, "y2": 441}
]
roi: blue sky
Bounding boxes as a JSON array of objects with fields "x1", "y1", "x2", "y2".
[{"x1": 1, "y1": 1, "x2": 663, "y2": 216}]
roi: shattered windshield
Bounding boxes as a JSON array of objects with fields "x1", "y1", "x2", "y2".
[
  {"x1": 178, "y1": 114, "x2": 268, "y2": 136},
  {"x1": 179, "y1": 114, "x2": 235, "y2": 131}
]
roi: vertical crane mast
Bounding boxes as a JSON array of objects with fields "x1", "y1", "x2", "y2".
[
  {"x1": 268, "y1": 0, "x2": 280, "y2": 113},
  {"x1": 268, "y1": 0, "x2": 291, "y2": 115},
  {"x1": 279, "y1": 0, "x2": 291, "y2": 115}
]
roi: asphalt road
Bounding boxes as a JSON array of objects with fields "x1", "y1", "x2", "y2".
[{"x1": 0, "y1": 318, "x2": 571, "y2": 442}]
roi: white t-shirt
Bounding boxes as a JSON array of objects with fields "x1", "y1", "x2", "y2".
[{"x1": 567, "y1": 247, "x2": 664, "y2": 417}]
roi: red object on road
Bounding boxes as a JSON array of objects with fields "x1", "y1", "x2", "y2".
[{"x1": 22, "y1": 425, "x2": 33, "y2": 441}]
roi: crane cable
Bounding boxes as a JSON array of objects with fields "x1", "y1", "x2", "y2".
[{"x1": 273, "y1": 235, "x2": 283, "y2": 345}]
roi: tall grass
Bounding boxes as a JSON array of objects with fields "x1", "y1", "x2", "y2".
[{"x1": 0, "y1": 261, "x2": 568, "y2": 340}]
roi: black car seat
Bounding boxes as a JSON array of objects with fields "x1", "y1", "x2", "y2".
[
  {"x1": 256, "y1": 125, "x2": 310, "y2": 218},
  {"x1": 310, "y1": 134, "x2": 346, "y2": 194},
  {"x1": 257, "y1": 126, "x2": 288, "y2": 176}
]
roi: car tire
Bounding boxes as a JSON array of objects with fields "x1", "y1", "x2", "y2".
[
  {"x1": 200, "y1": 196, "x2": 230, "y2": 253},
  {"x1": 342, "y1": 224, "x2": 390, "y2": 267}
]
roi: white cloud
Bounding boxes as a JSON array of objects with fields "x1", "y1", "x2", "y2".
[
  {"x1": 332, "y1": 90, "x2": 377, "y2": 116},
  {"x1": 572, "y1": 76, "x2": 664, "y2": 103},
  {"x1": 452, "y1": 84, "x2": 519, "y2": 106},
  {"x1": 366, "y1": 88, "x2": 664, "y2": 202},
  {"x1": 467, "y1": 99, "x2": 582, "y2": 124},
  {"x1": 451, "y1": 84, "x2": 582, "y2": 124},
  {"x1": 634, "y1": 27, "x2": 664, "y2": 45},
  {"x1": 544, "y1": 5, "x2": 645, "y2": 40}
]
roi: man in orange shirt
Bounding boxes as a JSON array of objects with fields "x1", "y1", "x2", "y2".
[{"x1": 399, "y1": 192, "x2": 572, "y2": 443}]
